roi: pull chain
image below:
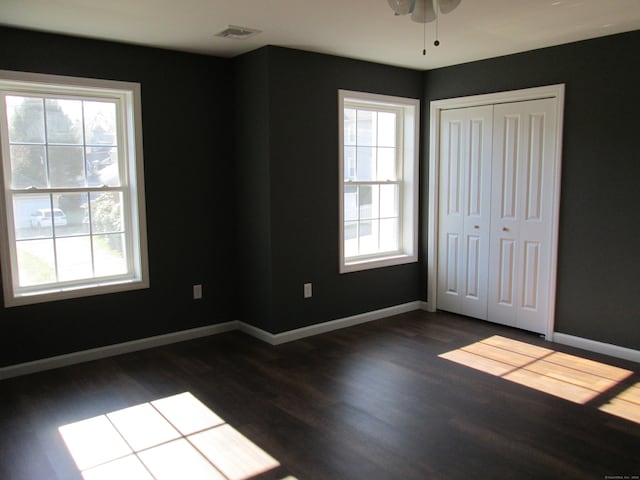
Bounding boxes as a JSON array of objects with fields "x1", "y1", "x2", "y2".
[{"x1": 422, "y1": 18, "x2": 426, "y2": 55}]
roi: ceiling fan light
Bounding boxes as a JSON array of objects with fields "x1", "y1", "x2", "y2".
[
  {"x1": 387, "y1": 0, "x2": 416, "y2": 16},
  {"x1": 411, "y1": 0, "x2": 436, "y2": 23},
  {"x1": 438, "y1": 0, "x2": 462, "y2": 14}
]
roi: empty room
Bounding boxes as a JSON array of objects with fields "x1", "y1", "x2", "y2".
[{"x1": 0, "y1": 1, "x2": 638, "y2": 479}]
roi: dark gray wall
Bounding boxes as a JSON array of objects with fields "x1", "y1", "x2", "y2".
[
  {"x1": 233, "y1": 48, "x2": 274, "y2": 331},
  {"x1": 235, "y1": 47, "x2": 424, "y2": 333},
  {"x1": 423, "y1": 30, "x2": 640, "y2": 350},
  {"x1": 0, "y1": 27, "x2": 236, "y2": 367}
]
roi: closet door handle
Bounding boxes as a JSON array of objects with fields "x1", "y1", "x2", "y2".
[
  {"x1": 474, "y1": 225, "x2": 480, "y2": 229},
  {"x1": 502, "y1": 227, "x2": 509, "y2": 232}
]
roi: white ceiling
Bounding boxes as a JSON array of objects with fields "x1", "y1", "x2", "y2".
[{"x1": 2, "y1": 0, "x2": 640, "y2": 70}]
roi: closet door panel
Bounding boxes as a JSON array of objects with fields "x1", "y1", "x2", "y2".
[
  {"x1": 437, "y1": 112, "x2": 465, "y2": 313},
  {"x1": 522, "y1": 240, "x2": 541, "y2": 310},
  {"x1": 489, "y1": 109, "x2": 521, "y2": 326},
  {"x1": 500, "y1": 115, "x2": 520, "y2": 220},
  {"x1": 515, "y1": 99, "x2": 557, "y2": 333},
  {"x1": 497, "y1": 238, "x2": 516, "y2": 307},
  {"x1": 460, "y1": 110, "x2": 492, "y2": 319},
  {"x1": 465, "y1": 234, "x2": 481, "y2": 300},
  {"x1": 438, "y1": 106, "x2": 492, "y2": 319},
  {"x1": 488, "y1": 98, "x2": 557, "y2": 333}
]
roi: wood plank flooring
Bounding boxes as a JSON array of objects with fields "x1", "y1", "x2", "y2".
[{"x1": 0, "y1": 310, "x2": 638, "y2": 479}]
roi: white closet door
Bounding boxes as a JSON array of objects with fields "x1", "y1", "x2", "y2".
[
  {"x1": 488, "y1": 98, "x2": 557, "y2": 333},
  {"x1": 437, "y1": 105, "x2": 493, "y2": 319}
]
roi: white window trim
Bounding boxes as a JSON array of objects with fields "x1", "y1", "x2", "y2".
[
  {"x1": 338, "y1": 89, "x2": 419, "y2": 273},
  {"x1": 0, "y1": 70, "x2": 149, "y2": 307}
]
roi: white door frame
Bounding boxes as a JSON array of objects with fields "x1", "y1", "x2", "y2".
[{"x1": 425, "y1": 84, "x2": 565, "y2": 340}]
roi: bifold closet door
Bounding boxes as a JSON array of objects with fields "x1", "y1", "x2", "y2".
[
  {"x1": 437, "y1": 105, "x2": 493, "y2": 320},
  {"x1": 488, "y1": 98, "x2": 557, "y2": 333}
]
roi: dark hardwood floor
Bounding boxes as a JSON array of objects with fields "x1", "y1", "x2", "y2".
[{"x1": 1, "y1": 310, "x2": 638, "y2": 480}]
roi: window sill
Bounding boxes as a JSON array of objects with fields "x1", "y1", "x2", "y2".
[
  {"x1": 340, "y1": 253, "x2": 417, "y2": 274},
  {"x1": 5, "y1": 279, "x2": 149, "y2": 308}
]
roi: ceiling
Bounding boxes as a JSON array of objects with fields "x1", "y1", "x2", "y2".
[{"x1": 2, "y1": 0, "x2": 640, "y2": 70}]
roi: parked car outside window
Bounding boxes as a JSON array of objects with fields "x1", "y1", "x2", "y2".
[{"x1": 30, "y1": 208, "x2": 67, "y2": 228}]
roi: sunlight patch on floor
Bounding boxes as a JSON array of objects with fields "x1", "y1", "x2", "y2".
[
  {"x1": 439, "y1": 335, "x2": 634, "y2": 406},
  {"x1": 598, "y1": 382, "x2": 640, "y2": 424},
  {"x1": 58, "y1": 391, "x2": 290, "y2": 480}
]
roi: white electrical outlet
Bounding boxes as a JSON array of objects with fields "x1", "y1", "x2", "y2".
[
  {"x1": 303, "y1": 283, "x2": 312, "y2": 298},
  {"x1": 193, "y1": 284, "x2": 202, "y2": 300}
]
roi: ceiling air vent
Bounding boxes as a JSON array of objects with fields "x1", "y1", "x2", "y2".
[{"x1": 215, "y1": 25, "x2": 262, "y2": 40}]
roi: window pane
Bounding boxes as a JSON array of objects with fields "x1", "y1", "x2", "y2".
[
  {"x1": 56, "y1": 236, "x2": 92, "y2": 282},
  {"x1": 84, "y1": 101, "x2": 117, "y2": 146},
  {"x1": 380, "y1": 184, "x2": 399, "y2": 218},
  {"x1": 91, "y1": 192, "x2": 124, "y2": 233},
  {"x1": 94, "y1": 233, "x2": 127, "y2": 277},
  {"x1": 46, "y1": 99, "x2": 82, "y2": 144},
  {"x1": 377, "y1": 147, "x2": 396, "y2": 181},
  {"x1": 358, "y1": 185, "x2": 371, "y2": 219},
  {"x1": 379, "y1": 218, "x2": 399, "y2": 252},
  {"x1": 344, "y1": 108, "x2": 356, "y2": 145},
  {"x1": 16, "y1": 239, "x2": 56, "y2": 286},
  {"x1": 356, "y1": 146, "x2": 375, "y2": 180},
  {"x1": 48, "y1": 146, "x2": 85, "y2": 187},
  {"x1": 358, "y1": 185, "x2": 379, "y2": 220},
  {"x1": 377, "y1": 111, "x2": 396, "y2": 147},
  {"x1": 13, "y1": 193, "x2": 51, "y2": 240},
  {"x1": 344, "y1": 222, "x2": 358, "y2": 257},
  {"x1": 55, "y1": 192, "x2": 89, "y2": 236},
  {"x1": 10, "y1": 145, "x2": 47, "y2": 188},
  {"x1": 7, "y1": 96, "x2": 45, "y2": 143},
  {"x1": 359, "y1": 220, "x2": 379, "y2": 255},
  {"x1": 343, "y1": 146, "x2": 356, "y2": 181},
  {"x1": 344, "y1": 185, "x2": 357, "y2": 221},
  {"x1": 87, "y1": 146, "x2": 120, "y2": 187},
  {"x1": 357, "y1": 110, "x2": 376, "y2": 146}
]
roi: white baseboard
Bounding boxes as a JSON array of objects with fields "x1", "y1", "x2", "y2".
[
  {"x1": 239, "y1": 301, "x2": 424, "y2": 345},
  {"x1": 553, "y1": 333, "x2": 640, "y2": 363},
  {"x1": 0, "y1": 302, "x2": 424, "y2": 380},
  {"x1": 9, "y1": 303, "x2": 635, "y2": 381},
  {"x1": 0, "y1": 321, "x2": 239, "y2": 380},
  {"x1": 236, "y1": 322, "x2": 275, "y2": 344}
]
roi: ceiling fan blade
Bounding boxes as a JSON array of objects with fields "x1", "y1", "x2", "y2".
[
  {"x1": 387, "y1": 0, "x2": 416, "y2": 16},
  {"x1": 438, "y1": 0, "x2": 461, "y2": 14},
  {"x1": 411, "y1": 0, "x2": 436, "y2": 23}
]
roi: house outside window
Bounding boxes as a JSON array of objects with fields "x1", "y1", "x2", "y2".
[
  {"x1": 339, "y1": 90, "x2": 419, "y2": 273},
  {"x1": 0, "y1": 70, "x2": 149, "y2": 306}
]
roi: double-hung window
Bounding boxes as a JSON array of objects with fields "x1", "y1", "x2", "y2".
[
  {"x1": 0, "y1": 71, "x2": 148, "y2": 306},
  {"x1": 339, "y1": 90, "x2": 419, "y2": 273}
]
